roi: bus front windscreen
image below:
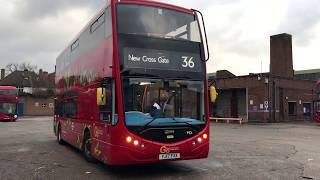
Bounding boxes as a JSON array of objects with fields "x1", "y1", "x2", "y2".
[
  {"x1": 0, "y1": 103, "x2": 17, "y2": 115},
  {"x1": 122, "y1": 78, "x2": 205, "y2": 126},
  {"x1": 117, "y1": 4, "x2": 201, "y2": 42}
]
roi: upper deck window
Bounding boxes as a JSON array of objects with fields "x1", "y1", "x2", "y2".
[
  {"x1": 71, "y1": 39, "x2": 79, "y2": 51},
  {"x1": 0, "y1": 89, "x2": 17, "y2": 95},
  {"x1": 117, "y1": 4, "x2": 201, "y2": 42},
  {"x1": 90, "y1": 13, "x2": 105, "y2": 33}
]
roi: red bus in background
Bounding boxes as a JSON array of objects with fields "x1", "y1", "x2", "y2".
[
  {"x1": 54, "y1": 0, "x2": 212, "y2": 165},
  {"x1": 0, "y1": 86, "x2": 18, "y2": 122},
  {"x1": 315, "y1": 81, "x2": 320, "y2": 123}
]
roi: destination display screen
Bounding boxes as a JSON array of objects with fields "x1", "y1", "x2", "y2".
[{"x1": 123, "y1": 48, "x2": 203, "y2": 72}]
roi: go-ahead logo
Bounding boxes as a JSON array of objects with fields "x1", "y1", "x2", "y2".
[{"x1": 160, "y1": 146, "x2": 179, "y2": 154}]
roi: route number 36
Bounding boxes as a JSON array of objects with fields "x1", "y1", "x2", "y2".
[{"x1": 182, "y1": 56, "x2": 195, "y2": 68}]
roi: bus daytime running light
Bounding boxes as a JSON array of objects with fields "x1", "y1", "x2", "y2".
[
  {"x1": 203, "y1": 133, "x2": 208, "y2": 139},
  {"x1": 126, "y1": 136, "x2": 132, "y2": 143},
  {"x1": 133, "y1": 140, "x2": 139, "y2": 146},
  {"x1": 197, "y1": 137, "x2": 202, "y2": 143}
]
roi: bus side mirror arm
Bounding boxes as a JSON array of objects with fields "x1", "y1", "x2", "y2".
[{"x1": 192, "y1": 9, "x2": 210, "y2": 62}]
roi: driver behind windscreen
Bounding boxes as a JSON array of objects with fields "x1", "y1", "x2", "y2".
[
  {"x1": 162, "y1": 90, "x2": 176, "y2": 117},
  {"x1": 150, "y1": 98, "x2": 162, "y2": 117}
]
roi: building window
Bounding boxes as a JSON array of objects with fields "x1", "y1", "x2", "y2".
[
  {"x1": 317, "y1": 102, "x2": 320, "y2": 113},
  {"x1": 49, "y1": 103, "x2": 54, "y2": 109},
  {"x1": 288, "y1": 102, "x2": 296, "y2": 116}
]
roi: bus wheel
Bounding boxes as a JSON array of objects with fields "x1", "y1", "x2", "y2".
[
  {"x1": 57, "y1": 124, "x2": 65, "y2": 145},
  {"x1": 83, "y1": 131, "x2": 96, "y2": 163}
]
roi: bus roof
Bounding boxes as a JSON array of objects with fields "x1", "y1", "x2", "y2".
[
  {"x1": 0, "y1": 86, "x2": 17, "y2": 90},
  {"x1": 119, "y1": 0, "x2": 194, "y2": 14},
  {"x1": 57, "y1": 0, "x2": 194, "y2": 60}
]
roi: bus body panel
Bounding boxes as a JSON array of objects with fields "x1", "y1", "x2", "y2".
[
  {"x1": 0, "y1": 86, "x2": 19, "y2": 122},
  {"x1": 54, "y1": 0, "x2": 210, "y2": 165}
]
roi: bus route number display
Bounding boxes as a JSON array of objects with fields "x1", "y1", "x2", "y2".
[{"x1": 123, "y1": 48, "x2": 202, "y2": 72}]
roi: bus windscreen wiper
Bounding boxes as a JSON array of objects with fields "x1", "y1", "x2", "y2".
[
  {"x1": 139, "y1": 117, "x2": 160, "y2": 134},
  {"x1": 167, "y1": 116, "x2": 200, "y2": 131}
]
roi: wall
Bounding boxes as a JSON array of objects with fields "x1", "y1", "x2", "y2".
[
  {"x1": 214, "y1": 89, "x2": 247, "y2": 120},
  {"x1": 20, "y1": 97, "x2": 54, "y2": 116},
  {"x1": 215, "y1": 75, "x2": 316, "y2": 122}
]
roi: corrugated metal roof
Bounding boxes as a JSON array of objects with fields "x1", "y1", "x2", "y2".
[{"x1": 294, "y1": 69, "x2": 320, "y2": 75}]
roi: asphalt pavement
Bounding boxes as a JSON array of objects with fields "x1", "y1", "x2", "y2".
[{"x1": 1, "y1": 117, "x2": 320, "y2": 180}]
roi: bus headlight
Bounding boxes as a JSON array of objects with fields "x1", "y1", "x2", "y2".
[
  {"x1": 126, "y1": 136, "x2": 132, "y2": 143},
  {"x1": 133, "y1": 140, "x2": 139, "y2": 146},
  {"x1": 197, "y1": 137, "x2": 202, "y2": 143},
  {"x1": 203, "y1": 133, "x2": 208, "y2": 139}
]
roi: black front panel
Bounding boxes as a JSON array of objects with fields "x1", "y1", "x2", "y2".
[
  {"x1": 128, "y1": 124, "x2": 205, "y2": 143},
  {"x1": 118, "y1": 34, "x2": 205, "y2": 80},
  {"x1": 124, "y1": 48, "x2": 202, "y2": 72}
]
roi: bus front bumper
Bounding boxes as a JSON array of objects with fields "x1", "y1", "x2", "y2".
[{"x1": 106, "y1": 141, "x2": 209, "y2": 165}]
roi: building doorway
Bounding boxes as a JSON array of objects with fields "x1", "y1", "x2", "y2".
[{"x1": 303, "y1": 102, "x2": 311, "y2": 120}]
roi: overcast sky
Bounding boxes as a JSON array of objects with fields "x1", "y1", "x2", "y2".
[{"x1": 0, "y1": 0, "x2": 319, "y2": 75}]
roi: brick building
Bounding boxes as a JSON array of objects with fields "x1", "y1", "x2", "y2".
[
  {"x1": 0, "y1": 69, "x2": 55, "y2": 116},
  {"x1": 209, "y1": 33, "x2": 318, "y2": 122}
]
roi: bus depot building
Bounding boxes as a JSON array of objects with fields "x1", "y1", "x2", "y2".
[{"x1": 209, "y1": 33, "x2": 318, "y2": 123}]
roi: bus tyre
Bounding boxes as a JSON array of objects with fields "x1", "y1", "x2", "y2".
[
  {"x1": 57, "y1": 124, "x2": 65, "y2": 145},
  {"x1": 83, "y1": 132, "x2": 96, "y2": 163}
]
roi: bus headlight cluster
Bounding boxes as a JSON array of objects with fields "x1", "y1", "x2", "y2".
[
  {"x1": 126, "y1": 136, "x2": 144, "y2": 148},
  {"x1": 193, "y1": 133, "x2": 208, "y2": 145}
]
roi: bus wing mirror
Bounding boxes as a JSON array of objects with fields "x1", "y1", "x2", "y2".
[
  {"x1": 192, "y1": 9, "x2": 210, "y2": 62},
  {"x1": 210, "y1": 86, "x2": 218, "y2": 103},
  {"x1": 97, "y1": 88, "x2": 107, "y2": 106}
]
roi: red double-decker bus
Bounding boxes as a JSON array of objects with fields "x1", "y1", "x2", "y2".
[
  {"x1": 0, "y1": 86, "x2": 18, "y2": 122},
  {"x1": 54, "y1": 0, "x2": 213, "y2": 165},
  {"x1": 315, "y1": 81, "x2": 320, "y2": 123}
]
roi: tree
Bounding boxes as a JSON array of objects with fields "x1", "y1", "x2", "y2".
[
  {"x1": 5, "y1": 62, "x2": 38, "y2": 73},
  {"x1": 18, "y1": 62, "x2": 37, "y2": 72},
  {"x1": 5, "y1": 63, "x2": 19, "y2": 73}
]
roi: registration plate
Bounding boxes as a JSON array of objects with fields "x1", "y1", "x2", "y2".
[{"x1": 159, "y1": 153, "x2": 180, "y2": 160}]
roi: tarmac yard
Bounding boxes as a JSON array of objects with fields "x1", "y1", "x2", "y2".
[{"x1": 1, "y1": 117, "x2": 320, "y2": 180}]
